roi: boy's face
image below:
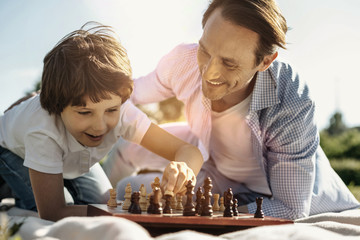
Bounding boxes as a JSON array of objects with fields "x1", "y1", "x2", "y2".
[{"x1": 61, "y1": 93, "x2": 122, "y2": 147}]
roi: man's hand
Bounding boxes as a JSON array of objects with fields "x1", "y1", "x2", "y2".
[{"x1": 160, "y1": 161, "x2": 196, "y2": 196}]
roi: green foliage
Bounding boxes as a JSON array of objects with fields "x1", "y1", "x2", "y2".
[
  {"x1": 347, "y1": 183, "x2": 360, "y2": 202},
  {"x1": 320, "y1": 128, "x2": 360, "y2": 159},
  {"x1": 330, "y1": 159, "x2": 360, "y2": 185}
]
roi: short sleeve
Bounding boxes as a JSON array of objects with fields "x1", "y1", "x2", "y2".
[
  {"x1": 117, "y1": 100, "x2": 152, "y2": 144},
  {"x1": 23, "y1": 132, "x2": 63, "y2": 174}
]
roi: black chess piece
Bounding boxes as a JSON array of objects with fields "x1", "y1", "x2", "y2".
[
  {"x1": 129, "y1": 191, "x2": 141, "y2": 214},
  {"x1": 163, "y1": 193, "x2": 173, "y2": 214},
  {"x1": 232, "y1": 198, "x2": 239, "y2": 216},
  {"x1": 223, "y1": 188, "x2": 234, "y2": 217},
  {"x1": 195, "y1": 187, "x2": 203, "y2": 215},
  {"x1": 147, "y1": 195, "x2": 155, "y2": 214},
  {"x1": 183, "y1": 180, "x2": 196, "y2": 216},
  {"x1": 201, "y1": 177, "x2": 213, "y2": 217},
  {"x1": 152, "y1": 187, "x2": 163, "y2": 214},
  {"x1": 254, "y1": 197, "x2": 264, "y2": 218}
]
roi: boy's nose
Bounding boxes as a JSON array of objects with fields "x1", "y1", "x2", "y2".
[{"x1": 92, "y1": 116, "x2": 107, "y2": 132}]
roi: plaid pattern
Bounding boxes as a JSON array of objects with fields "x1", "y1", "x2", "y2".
[{"x1": 132, "y1": 44, "x2": 359, "y2": 220}]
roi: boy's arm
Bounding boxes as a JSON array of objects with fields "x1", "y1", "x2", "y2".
[
  {"x1": 29, "y1": 168, "x2": 87, "y2": 221},
  {"x1": 140, "y1": 123, "x2": 204, "y2": 194}
]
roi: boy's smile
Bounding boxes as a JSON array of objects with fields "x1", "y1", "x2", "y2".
[{"x1": 60, "y1": 93, "x2": 122, "y2": 147}]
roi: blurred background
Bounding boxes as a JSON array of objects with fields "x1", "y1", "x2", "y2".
[{"x1": 0, "y1": 0, "x2": 359, "y2": 198}]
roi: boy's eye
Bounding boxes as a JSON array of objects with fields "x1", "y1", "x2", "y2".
[
  {"x1": 78, "y1": 111, "x2": 91, "y2": 115},
  {"x1": 107, "y1": 108, "x2": 118, "y2": 113}
]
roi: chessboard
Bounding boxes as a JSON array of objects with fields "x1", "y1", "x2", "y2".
[{"x1": 87, "y1": 203, "x2": 293, "y2": 236}]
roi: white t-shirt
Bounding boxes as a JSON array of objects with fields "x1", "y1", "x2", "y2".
[
  {"x1": 0, "y1": 95, "x2": 151, "y2": 179},
  {"x1": 210, "y1": 94, "x2": 271, "y2": 195}
]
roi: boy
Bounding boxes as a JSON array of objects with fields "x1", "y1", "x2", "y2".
[{"x1": 0, "y1": 22, "x2": 203, "y2": 221}]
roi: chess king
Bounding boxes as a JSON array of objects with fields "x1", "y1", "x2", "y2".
[{"x1": 103, "y1": 0, "x2": 360, "y2": 220}]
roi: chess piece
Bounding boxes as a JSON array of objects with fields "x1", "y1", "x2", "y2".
[
  {"x1": 107, "y1": 189, "x2": 117, "y2": 208},
  {"x1": 201, "y1": 177, "x2": 213, "y2": 216},
  {"x1": 219, "y1": 196, "x2": 225, "y2": 212},
  {"x1": 254, "y1": 197, "x2": 264, "y2": 218},
  {"x1": 176, "y1": 195, "x2": 183, "y2": 210},
  {"x1": 152, "y1": 187, "x2": 163, "y2": 214},
  {"x1": 128, "y1": 191, "x2": 142, "y2": 214},
  {"x1": 147, "y1": 195, "x2": 155, "y2": 214},
  {"x1": 223, "y1": 188, "x2": 234, "y2": 217},
  {"x1": 183, "y1": 180, "x2": 196, "y2": 216},
  {"x1": 151, "y1": 177, "x2": 161, "y2": 190},
  {"x1": 122, "y1": 183, "x2": 132, "y2": 210},
  {"x1": 213, "y1": 193, "x2": 220, "y2": 211},
  {"x1": 195, "y1": 187, "x2": 203, "y2": 215},
  {"x1": 163, "y1": 190, "x2": 174, "y2": 214},
  {"x1": 139, "y1": 184, "x2": 147, "y2": 211},
  {"x1": 171, "y1": 194, "x2": 178, "y2": 209},
  {"x1": 232, "y1": 198, "x2": 239, "y2": 216}
]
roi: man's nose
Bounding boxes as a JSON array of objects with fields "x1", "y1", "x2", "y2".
[{"x1": 202, "y1": 58, "x2": 221, "y2": 80}]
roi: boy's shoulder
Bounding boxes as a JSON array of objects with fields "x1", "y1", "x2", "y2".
[{"x1": 3, "y1": 95, "x2": 64, "y2": 138}]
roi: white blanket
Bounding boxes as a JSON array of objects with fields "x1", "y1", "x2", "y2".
[{"x1": 3, "y1": 206, "x2": 360, "y2": 240}]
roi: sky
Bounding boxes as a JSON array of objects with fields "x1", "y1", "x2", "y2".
[{"x1": 0, "y1": 0, "x2": 359, "y2": 130}]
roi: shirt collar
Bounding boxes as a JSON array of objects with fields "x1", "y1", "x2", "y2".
[
  {"x1": 249, "y1": 62, "x2": 280, "y2": 112},
  {"x1": 65, "y1": 129, "x2": 87, "y2": 152}
]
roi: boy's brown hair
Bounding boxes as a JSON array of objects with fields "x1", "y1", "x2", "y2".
[
  {"x1": 40, "y1": 22, "x2": 133, "y2": 115},
  {"x1": 202, "y1": 0, "x2": 288, "y2": 66}
]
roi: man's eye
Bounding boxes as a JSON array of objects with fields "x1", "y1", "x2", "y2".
[{"x1": 223, "y1": 61, "x2": 237, "y2": 69}]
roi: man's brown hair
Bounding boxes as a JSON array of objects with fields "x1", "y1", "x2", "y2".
[
  {"x1": 40, "y1": 22, "x2": 133, "y2": 115},
  {"x1": 202, "y1": 0, "x2": 288, "y2": 66}
]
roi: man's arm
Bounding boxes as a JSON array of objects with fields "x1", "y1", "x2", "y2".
[{"x1": 250, "y1": 99, "x2": 318, "y2": 220}]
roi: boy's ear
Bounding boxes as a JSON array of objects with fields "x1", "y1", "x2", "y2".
[{"x1": 259, "y1": 52, "x2": 278, "y2": 72}]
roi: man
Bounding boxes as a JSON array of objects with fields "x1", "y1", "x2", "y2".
[{"x1": 103, "y1": 0, "x2": 359, "y2": 220}]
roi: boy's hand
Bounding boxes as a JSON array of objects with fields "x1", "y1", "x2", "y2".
[{"x1": 160, "y1": 161, "x2": 196, "y2": 195}]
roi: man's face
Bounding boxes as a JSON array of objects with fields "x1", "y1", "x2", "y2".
[
  {"x1": 61, "y1": 93, "x2": 122, "y2": 147},
  {"x1": 197, "y1": 8, "x2": 271, "y2": 108}
]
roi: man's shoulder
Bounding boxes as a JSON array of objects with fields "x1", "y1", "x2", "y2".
[
  {"x1": 165, "y1": 43, "x2": 198, "y2": 60},
  {"x1": 268, "y1": 59, "x2": 313, "y2": 104}
]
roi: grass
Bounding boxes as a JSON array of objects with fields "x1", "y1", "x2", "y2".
[
  {"x1": 329, "y1": 158, "x2": 360, "y2": 201},
  {"x1": 348, "y1": 183, "x2": 360, "y2": 202}
]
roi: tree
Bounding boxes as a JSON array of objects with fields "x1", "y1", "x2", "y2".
[{"x1": 326, "y1": 111, "x2": 347, "y2": 136}]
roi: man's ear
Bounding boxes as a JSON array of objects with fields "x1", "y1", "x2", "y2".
[{"x1": 259, "y1": 52, "x2": 278, "y2": 72}]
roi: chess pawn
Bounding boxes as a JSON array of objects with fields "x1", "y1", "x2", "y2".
[
  {"x1": 107, "y1": 189, "x2": 117, "y2": 208},
  {"x1": 195, "y1": 187, "x2": 203, "y2": 215},
  {"x1": 122, "y1": 183, "x2": 132, "y2": 210},
  {"x1": 201, "y1": 177, "x2": 213, "y2": 216},
  {"x1": 152, "y1": 187, "x2": 163, "y2": 214},
  {"x1": 176, "y1": 195, "x2": 183, "y2": 210},
  {"x1": 254, "y1": 197, "x2": 264, "y2": 218},
  {"x1": 219, "y1": 197, "x2": 225, "y2": 212},
  {"x1": 223, "y1": 188, "x2": 234, "y2": 217},
  {"x1": 171, "y1": 194, "x2": 178, "y2": 209},
  {"x1": 212, "y1": 193, "x2": 220, "y2": 211},
  {"x1": 163, "y1": 190, "x2": 174, "y2": 214},
  {"x1": 139, "y1": 184, "x2": 147, "y2": 212},
  {"x1": 129, "y1": 191, "x2": 142, "y2": 214},
  {"x1": 147, "y1": 195, "x2": 155, "y2": 214},
  {"x1": 232, "y1": 198, "x2": 239, "y2": 216},
  {"x1": 183, "y1": 180, "x2": 196, "y2": 216}
]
